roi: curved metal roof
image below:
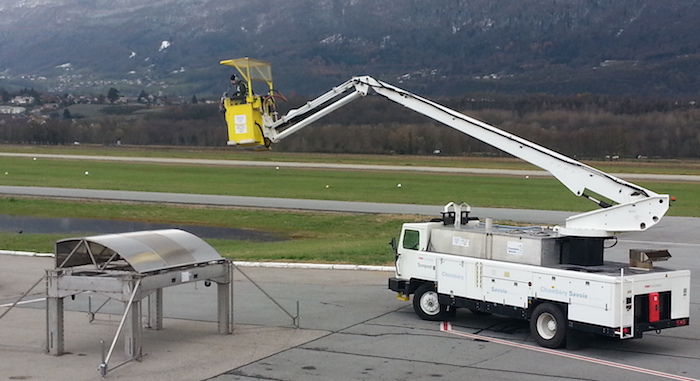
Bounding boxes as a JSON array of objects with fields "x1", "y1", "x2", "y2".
[{"x1": 55, "y1": 229, "x2": 223, "y2": 273}]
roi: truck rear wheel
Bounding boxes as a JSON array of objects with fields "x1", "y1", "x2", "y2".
[
  {"x1": 530, "y1": 303, "x2": 567, "y2": 348},
  {"x1": 413, "y1": 283, "x2": 454, "y2": 321}
]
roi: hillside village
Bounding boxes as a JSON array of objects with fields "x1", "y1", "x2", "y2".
[
  {"x1": 0, "y1": 81, "x2": 697, "y2": 160},
  {"x1": 0, "y1": 87, "x2": 203, "y2": 123}
]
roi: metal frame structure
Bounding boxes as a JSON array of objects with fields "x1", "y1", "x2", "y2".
[{"x1": 44, "y1": 229, "x2": 232, "y2": 376}]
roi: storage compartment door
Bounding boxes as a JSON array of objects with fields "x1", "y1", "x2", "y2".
[{"x1": 437, "y1": 258, "x2": 468, "y2": 297}]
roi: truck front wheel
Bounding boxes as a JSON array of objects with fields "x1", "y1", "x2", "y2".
[
  {"x1": 413, "y1": 283, "x2": 454, "y2": 321},
  {"x1": 530, "y1": 303, "x2": 567, "y2": 348}
]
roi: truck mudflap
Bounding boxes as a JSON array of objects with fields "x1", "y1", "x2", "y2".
[{"x1": 569, "y1": 317, "x2": 690, "y2": 338}]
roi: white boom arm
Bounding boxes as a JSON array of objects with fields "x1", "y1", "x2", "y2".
[{"x1": 264, "y1": 76, "x2": 669, "y2": 237}]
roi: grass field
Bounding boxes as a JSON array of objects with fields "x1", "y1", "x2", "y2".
[
  {"x1": 0, "y1": 147, "x2": 697, "y2": 265},
  {"x1": 0, "y1": 198, "x2": 415, "y2": 265}
]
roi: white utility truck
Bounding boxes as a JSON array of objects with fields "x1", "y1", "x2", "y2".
[{"x1": 220, "y1": 58, "x2": 690, "y2": 348}]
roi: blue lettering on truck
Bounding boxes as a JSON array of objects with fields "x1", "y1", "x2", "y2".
[
  {"x1": 441, "y1": 272, "x2": 464, "y2": 280},
  {"x1": 539, "y1": 287, "x2": 588, "y2": 299}
]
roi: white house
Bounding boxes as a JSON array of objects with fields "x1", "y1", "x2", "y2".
[
  {"x1": 0, "y1": 106, "x2": 26, "y2": 115},
  {"x1": 10, "y1": 96, "x2": 35, "y2": 105}
]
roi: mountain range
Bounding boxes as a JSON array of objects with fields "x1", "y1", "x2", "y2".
[{"x1": 1, "y1": 0, "x2": 699, "y2": 98}]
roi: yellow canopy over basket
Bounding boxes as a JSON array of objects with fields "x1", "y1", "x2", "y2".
[{"x1": 220, "y1": 57, "x2": 274, "y2": 96}]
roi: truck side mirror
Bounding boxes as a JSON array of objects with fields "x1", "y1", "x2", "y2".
[{"x1": 389, "y1": 237, "x2": 397, "y2": 252}]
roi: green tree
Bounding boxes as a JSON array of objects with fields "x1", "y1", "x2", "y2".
[
  {"x1": 107, "y1": 88, "x2": 120, "y2": 104},
  {"x1": 137, "y1": 90, "x2": 149, "y2": 103}
]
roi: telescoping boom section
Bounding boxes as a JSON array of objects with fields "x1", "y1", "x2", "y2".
[{"x1": 221, "y1": 74, "x2": 669, "y2": 238}]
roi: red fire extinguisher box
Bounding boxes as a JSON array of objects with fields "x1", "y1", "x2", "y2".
[{"x1": 649, "y1": 292, "x2": 660, "y2": 322}]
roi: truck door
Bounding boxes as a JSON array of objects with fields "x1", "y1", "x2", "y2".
[{"x1": 398, "y1": 227, "x2": 436, "y2": 280}]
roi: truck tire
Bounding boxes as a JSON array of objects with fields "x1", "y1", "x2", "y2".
[
  {"x1": 413, "y1": 283, "x2": 454, "y2": 321},
  {"x1": 530, "y1": 303, "x2": 567, "y2": 348}
]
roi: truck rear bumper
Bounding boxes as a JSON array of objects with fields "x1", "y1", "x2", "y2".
[
  {"x1": 636, "y1": 317, "x2": 690, "y2": 334},
  {"x1": 570, "y1": 317, "x2": 690, "y2": 338}
]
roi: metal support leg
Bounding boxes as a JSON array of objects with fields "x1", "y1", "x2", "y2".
[
  {"x1": 124, "y1": 299, "x2": 142, "y2": 360},
  {"x1": 217, "y1": 281, "x2": 231, "y2": 334},
  {"x1": 148, "y1": 289, "x2": 163, "y2": 330},
  {"x1": 46, "y1": 297, "x2": 64, "y2": 356}
]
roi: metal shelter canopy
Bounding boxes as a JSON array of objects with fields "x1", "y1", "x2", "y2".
[
  {"x1": 55, "y1": 229, "x2": 223, "y2": 273},
  {"x1": 47, "y1": 229, "x2": 232, "y2": 374}
]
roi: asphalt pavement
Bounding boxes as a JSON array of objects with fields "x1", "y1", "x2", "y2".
[{"x1": 2, "y1": 226, "x2": 700, "y2": 381}]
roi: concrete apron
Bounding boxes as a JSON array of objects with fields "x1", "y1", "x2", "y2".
[{"x1": 0, "y1": 254, "x2": 330, "y2": 381}]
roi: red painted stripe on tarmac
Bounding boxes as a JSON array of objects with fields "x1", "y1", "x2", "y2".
[{"x1": 440, "y1": 322, "x2": 698, "y2": 381}]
